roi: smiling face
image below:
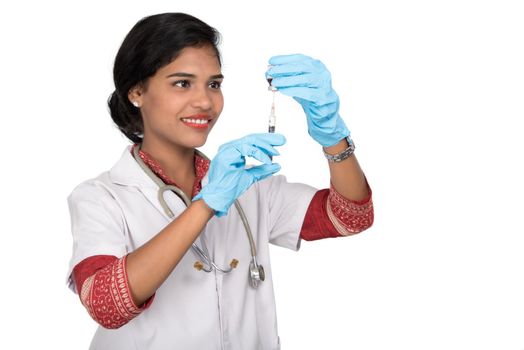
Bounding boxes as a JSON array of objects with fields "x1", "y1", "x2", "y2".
[{"x1": 129, "y1": 45, "x2": 224, "y2": 151}]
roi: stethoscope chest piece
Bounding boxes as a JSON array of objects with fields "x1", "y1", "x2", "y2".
[{"x1": 249, "y1": 260, "x2": 265, "y2": 289}]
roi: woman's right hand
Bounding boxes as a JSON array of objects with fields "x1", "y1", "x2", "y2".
[{"x1": 193, "y1": 133, "x2": 285, "y2": 217}]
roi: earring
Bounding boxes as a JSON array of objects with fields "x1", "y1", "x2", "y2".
[{"x1": 132, "y1": 101, "x2": 140, "y2": 108}]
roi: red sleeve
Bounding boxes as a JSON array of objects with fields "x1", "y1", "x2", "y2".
[
  {"x1": 73, "y1": 255, "x2": 155, "y2": 329},
  {"x1": 72, "y1": 255, "x2": 117, "y2": 293},
  {"x1": 300, "y1": 183, "x2": 374, "y2": 241},
  {"x1": 300, "y1": 189, "x2": 340, "y2": 241}
]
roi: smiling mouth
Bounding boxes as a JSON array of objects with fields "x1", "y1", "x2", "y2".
[{"x1": 181, "y1": 117, "x2": 211, "y2": 129}]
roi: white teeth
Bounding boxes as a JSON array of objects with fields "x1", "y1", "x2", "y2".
[{"x1": 182, "y1": 118, "x2": 209, "y2": 124}]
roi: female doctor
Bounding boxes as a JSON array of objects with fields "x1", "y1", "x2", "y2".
[{"x1": 67, "y1": 12, "x2": 374, "y2": 350}]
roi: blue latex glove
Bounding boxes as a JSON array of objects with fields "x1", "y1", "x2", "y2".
[
  {"x1": 193, "y1": 133, "x2": 285, "y2": 217},
  {"x1": 267, "y1": 54, "x2": 350, "y2": 147}
]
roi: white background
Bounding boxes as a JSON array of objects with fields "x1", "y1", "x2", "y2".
[{"x1": 1, "y1": 0, "x2": 523, "y2": 349}]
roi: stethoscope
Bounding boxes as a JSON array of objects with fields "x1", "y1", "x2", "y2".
[{"x1": 132, "y1": 145, "x2": 265, "y2": 288}]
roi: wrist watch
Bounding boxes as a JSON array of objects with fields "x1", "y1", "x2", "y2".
[{"x1": 323, "y1": 136, "x2": 355, "y2": 163}]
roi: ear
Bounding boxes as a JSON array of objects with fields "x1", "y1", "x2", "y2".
[{"x1": 128, "y1": 85, "x2": 144, "y2": 107}]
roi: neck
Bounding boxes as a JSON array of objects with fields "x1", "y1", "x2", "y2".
[{"x1": 140, "y1": 138, "x2": 195, "y2": 184}]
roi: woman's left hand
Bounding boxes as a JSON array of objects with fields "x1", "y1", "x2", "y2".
[
  {"x1": 266, "y1": 54, "x2": 350, "y2": 147},
  {"x1": 193, "y1": 133, "x2": 285, "y2": 217}
]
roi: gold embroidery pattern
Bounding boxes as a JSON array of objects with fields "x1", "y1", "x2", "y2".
[
  {"x1": 327, "y1": 184, "x2": 374, "y2": 236},
  {"x1": 80, "y1": 256, "x2": 141, "y2": 329}
]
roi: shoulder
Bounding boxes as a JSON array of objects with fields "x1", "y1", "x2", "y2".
[
  {"x1": 68, "y1": 146, "x2": 136, "y2": 203},
  {"x1": 68, "y1": 172, "x2": 119, "y2": 206}
]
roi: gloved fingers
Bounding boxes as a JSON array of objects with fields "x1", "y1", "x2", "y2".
[
  {"x1": 243, "y1": 133, "x2": 287, "y2": 147},
  {"x1": 218, "y1": 133, "x2": 286, "y2": 156},
  {"x1": 276, "y1": 86, "x2": 318, "y2": 102},
  {"x1": 268, "y1": 53, "x2": 314, "y2": 66},
  {"x1": 270, "y1": 73, "x2": 325, "y2": 89},
  {"x1": 245, "y1": 163, "x2": 281, "y2": 181},
  {"x1": 218, "y1": 133, "x2": 286, "y2": 152},
  {"x1": 266, "y1": 61, "x2": 324, "y2": 78},
  {"x1": 278, "y1": 87, "x2": 338, "y2": 107},
  {"x1": 236, "y1": 143, "x2": 274, "y2": 165},
  {"x1": 213, "y1": 147, "x2": 245, "y2": 168},
  {"x1": 241, "y1": 135, "x2": 284, "y2": 156},
  {"x1": 266, "y1": 63, "x2": 312, "y2": 79},
  {"x1": 240, "y1": 141, "x2": 280, "y2": 158},
  {"x1": 233, "y1": 134, "x2": 286, "y2": 161},
  {"x1": 236, "y1": 136, "x2": 286, "y2": 164},
  {"x1": 267, "y1": 55, "x2": 327, "y2": 84}
]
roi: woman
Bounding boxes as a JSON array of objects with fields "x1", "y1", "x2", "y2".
[{"x1": 67, "y1": 12, "x2": 373, "y2": 350}]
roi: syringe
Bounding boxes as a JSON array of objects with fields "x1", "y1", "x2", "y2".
[
  {"x1": 267, "y1": 73, "x2": 277, "y2": 161},
  {"x1": 268, "y1": 93, "x2": 276, "y2": 133},
  {"x1": 267, "y1": 74, "x2": 277, "y2": 133}
]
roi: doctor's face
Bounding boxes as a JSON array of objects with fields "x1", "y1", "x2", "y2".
[{"x1": 132, "y1": 45, "x2": 224, "y2": 149}]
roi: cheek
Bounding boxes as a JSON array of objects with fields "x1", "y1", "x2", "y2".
[
  {"x1": 214, "y1": 93, "x2": 224, "y2": 114},
  {"x1": 144, "y1": 91, "x2": 182, "y2": 118}
]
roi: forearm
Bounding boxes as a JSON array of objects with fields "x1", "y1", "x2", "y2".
[
  {"x1": 323, "y1": 138, "x2": 369, "y2": 201},
  {"x1": 126, "y1": 199, "x2": 214, "y2": 305}
]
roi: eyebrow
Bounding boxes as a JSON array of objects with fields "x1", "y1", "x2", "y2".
[{"x1": 166, "y1": 72, "x2": 224, "y2": 79}]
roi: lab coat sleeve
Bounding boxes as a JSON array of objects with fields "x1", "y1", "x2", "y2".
[
  {"x1": 263, "y1": 175, "x2": 317, "y2": 251},
  {"x1": 66, "y1": 179, "x2": 128, "y2": 292}
]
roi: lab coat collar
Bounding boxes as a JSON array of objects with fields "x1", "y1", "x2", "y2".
[
  {"x1": 108, "y1": 146, "x2": 184, "y2": 220},
  {"x1": 109, "y1": 145, "x2": 159, "y2": 188},
  {"x1": 109, "y1": 145, "x2": 210, "y2": 188},
  {"x1": 108, "y1": 146, "x2": 210, "y2": 220}
]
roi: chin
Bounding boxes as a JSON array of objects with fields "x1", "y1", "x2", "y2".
[{"x1": 186, "y1": 135, "x2": 208, "y2": 148}]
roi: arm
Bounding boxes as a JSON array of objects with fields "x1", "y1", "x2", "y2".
[
  {"x1": 324, "y1": 140, "x2": 368, "y2": 201},
  {"x1": 267, "y1": 54, "x2": 371, "y2": 202},
  {"x1": 69, "y1": 134, "x2": 285, "y2": 328},
  {"x1": 70, "y1": 201, "x2": 214, "y2": 328},
  {"x1": 267, "y1": 54, "x2": 369, "y2": 197},
  {"x1": 129, "y1": 133, "x2": 285, "y2": 305},
  {"x1": 126, "y1": 199, "x2": 214, "y2": 305},
  {"x1": 268, "y1": 54, "x2": 373, "y2": 238},
  {"x1": 73, "y1": 255, "x2": 152, "y2": 329}
]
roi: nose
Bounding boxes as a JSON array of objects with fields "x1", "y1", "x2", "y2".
[{"x1": 190, "y1": 86, "x2": 213, "y2": 111}]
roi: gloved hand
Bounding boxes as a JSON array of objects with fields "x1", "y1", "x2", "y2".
[
  {"x1": 266, "y1": 54, "x2": 350, "y2": 147},
  {"x1": 193, "y1": 133, "x2": 285, "y2": 217}
]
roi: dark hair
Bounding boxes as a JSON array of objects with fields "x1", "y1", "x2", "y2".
[{"x1": 108, "y1": 13, "x2": 222, "y2": 143}]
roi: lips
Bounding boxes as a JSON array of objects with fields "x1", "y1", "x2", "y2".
[{"x1": 181, "y1": 114, "x2": 212, "y2": 129}]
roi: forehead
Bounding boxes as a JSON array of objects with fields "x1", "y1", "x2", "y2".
[{"x1": 159, "y1": 46, "x2": 221, "y2": 75}]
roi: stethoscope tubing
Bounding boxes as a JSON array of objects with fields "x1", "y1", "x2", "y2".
[{"x1": 132, "y1": 144, "x2": 259, "y2": 275}]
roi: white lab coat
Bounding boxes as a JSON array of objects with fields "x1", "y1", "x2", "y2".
[{"x1": 67, "y1": 146, "x2": 317, "y2": 350}]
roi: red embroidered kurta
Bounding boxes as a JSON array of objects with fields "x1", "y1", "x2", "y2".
[{"x1": 73, "y1": 146, "x2": 374, "y2": 328}]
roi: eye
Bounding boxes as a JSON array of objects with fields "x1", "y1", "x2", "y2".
[
  {"x1": 173, "y1": 80, "x2": 191, "y2": 88},
  {"x1": 209, "y1": 80, "x2": 222, "y2": 89}
]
